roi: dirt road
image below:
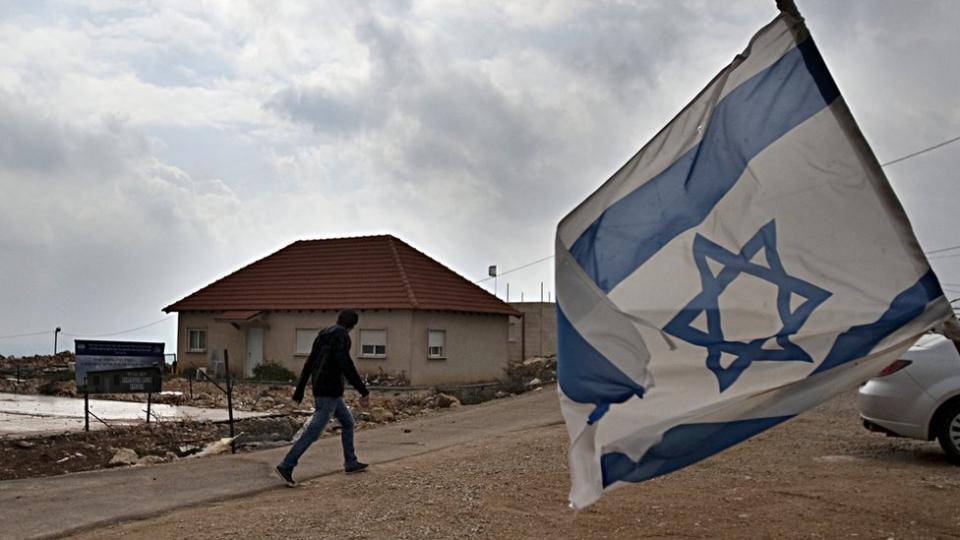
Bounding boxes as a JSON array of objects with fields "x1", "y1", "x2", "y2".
[{"x1": 67, "y1": 390, "x2": 959, "y2": 540}]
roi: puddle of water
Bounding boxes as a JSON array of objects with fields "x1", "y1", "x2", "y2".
[{"x1": 0, "y1": 392, "x2": 266, "y2": 436}]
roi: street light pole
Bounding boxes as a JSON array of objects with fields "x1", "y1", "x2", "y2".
[{"x1": 54, "y1": 327, "x2": 61, "y2": 358}]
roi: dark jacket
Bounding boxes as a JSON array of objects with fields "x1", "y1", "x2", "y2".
[{"x1": 293, "y1": 324, "x2": 369, "y2": 401}]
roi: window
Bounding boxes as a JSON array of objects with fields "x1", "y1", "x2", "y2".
[
  {"x1": 428, "y1": 329, "x2": 446, "y2": 359},
  {"x1": 359, "y1": 329, "x2": 386, "y2": 358},
  {"x1": 187, "y1": 328, "x2": 207, "y2": 352},
  {"x1": 508, "y1": 317, "x2": 520, "y2": 342},
  {"x1": 295, "y1": 329, "x2": 318, "y2": 355}
]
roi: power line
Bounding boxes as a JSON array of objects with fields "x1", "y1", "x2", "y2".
[
  {"x1": 880, "y1": 134, "x2": 960, "y2": 168},
  {"x1": 60, "y1": 316, "x2": 175, "y2": 339},
  {"x1": 475, "y1": 255, "x2": 554, "y2": 284},
  {"x1": 925, "y1": 244, "x2": 960, "y2": 256},
  {"x1": 928, "y1": 251, "x2": 960, "y2": 262},
  {"x1": 472, "y1": 136, "x2": 960, "y2": 288},
  {"x1": 0, "y1": 330, "x2": 54, "y2": 341}
]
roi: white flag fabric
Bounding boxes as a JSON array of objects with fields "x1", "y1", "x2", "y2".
[{"x1": 556, "y1": 9, "x2": 952, "y2": 509}]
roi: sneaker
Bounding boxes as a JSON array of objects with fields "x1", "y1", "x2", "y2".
[
  {"x1": 344, "y1": 462, "x2": 369, "y2": 474},
  {"x1": 275, "y1": 465, "x2": 297, "y2": 487}
]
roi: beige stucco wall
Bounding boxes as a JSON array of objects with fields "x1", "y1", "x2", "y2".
[
  {"x1": 507, "y1": 302, "x2": 557, "y2": 362},
  {"x1": 268, "y1": 309, "x2": 416, "y2": 381},
  {"x1": 175, "y1": 312, "x2": 245, "y2": 375},
  {"x1": 174, "y1": 309, "x2": 509, "y2": 385},
  {"x1": 407, "y1": 311, "x2": 509, "y2": 386}
]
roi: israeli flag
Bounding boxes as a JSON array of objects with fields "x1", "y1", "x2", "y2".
[{"x1": 556, "y1": 9, "x2": 953, "y2": 509}]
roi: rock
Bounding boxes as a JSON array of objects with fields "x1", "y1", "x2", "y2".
[
  {"x1": 435, "y1": 393, "x2": 461, "y2": 408},
  {"x1": 137, "y1": 455, "x2": 166, "y2": 466},
  {"x1": 177, "y1": 444, "x2": 202, "y2": 457},
  {"x1": 14, "y1": 440, "x2": 34, "y2": 449},
  {"x1": 494, "y1": 391, "x2": 508, "y2": 399},
  {"x1": 369, "y1": 407, "x2": 394, "y2": 423},
  {"x1": 193, "y1": 436, "x2": 240, "y2": 458},
  {"x1": 522, "y1": 357, "x2": 547, "y2": 367},
  {"x1": 108, "y1": 448, "x2": 139, "y2": 467},
  {"x1": 526, "y1": 378, "x2": 542, "y2": 387}
]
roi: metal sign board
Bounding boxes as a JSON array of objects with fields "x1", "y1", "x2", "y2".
[
  {"x1": 75, "y1": 340, "x2": 164, "y2": 394},
  {"x1": 86, "y1": 366, "x2": 162, "y2": 393}
]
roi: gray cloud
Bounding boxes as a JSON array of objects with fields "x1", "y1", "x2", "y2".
[
  {"x1": 1, "y1": 0, "x2": 958, "y2": 354},
  {"x1": 265, "y1": 87, "x2": 374, "y2": 135},
  {"x1": 0, "y1": 93, "x2": 244, "y2": 354}
]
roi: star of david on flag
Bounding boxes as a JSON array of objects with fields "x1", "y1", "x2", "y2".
[
  {"x1": 555, "y1": 4, "x2": 952, "y2": 509},
  {"x1": 663, "y1": 220, "x2": 832, "y2": 392}
]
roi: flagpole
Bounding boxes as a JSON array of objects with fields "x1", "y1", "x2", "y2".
[{"x1": 776, "y1": 0, "x2": 802, "y2": 19}]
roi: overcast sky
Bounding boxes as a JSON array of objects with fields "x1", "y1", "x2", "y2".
[{"x1": 1, "y1": 0, "x2": 958, "y2": 357}]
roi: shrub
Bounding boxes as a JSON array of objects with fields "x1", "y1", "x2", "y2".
[{"x1": 251, "y1": 362, "x2": 296, "y2": 382}]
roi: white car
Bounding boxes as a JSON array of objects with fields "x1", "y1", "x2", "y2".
[{"x1": 858, "y1": 333, "x2": 960, "y2": 463}]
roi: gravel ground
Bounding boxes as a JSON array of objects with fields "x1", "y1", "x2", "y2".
[{"x1": 68, "y1": 391, "x2": 960, "y2": 540}]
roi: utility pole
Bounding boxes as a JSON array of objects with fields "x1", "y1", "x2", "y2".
[{"x1": 53, "y1": 327, "x2": 61, "y2": 358}]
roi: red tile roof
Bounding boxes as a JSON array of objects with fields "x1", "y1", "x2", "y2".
[{"x1": 164, "y1": 235, "x2": 520, "y2": 317}]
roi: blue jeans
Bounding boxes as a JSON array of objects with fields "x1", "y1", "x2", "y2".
[{"x1": 280, "y1": 396, "x2": 358, "y2": 470}]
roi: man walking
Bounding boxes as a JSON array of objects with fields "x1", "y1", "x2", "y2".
[{"x1": 276, "y1": 309, "x2": 370, "y2": 486}]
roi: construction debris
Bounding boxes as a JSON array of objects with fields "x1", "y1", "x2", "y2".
[
  {"x1": 108, "y1": 448, "x2": 139, "y2": 467},
  {"x1": 0, "y1": 355, "x2": 560, "y2": 481},
  {"x1": 435, "y1": 393, "x2": 461, "y2": 408},
  {"x1": 503, "y1": 355, "x2": 556, "y2": 393},
  {"x1": 193, "y1": 436, "x2": 241, "y2": 458}
]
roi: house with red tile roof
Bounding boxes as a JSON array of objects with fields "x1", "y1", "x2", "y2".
[{"x1": 164, "y1": 235, "x2": 521, "y2": 385}]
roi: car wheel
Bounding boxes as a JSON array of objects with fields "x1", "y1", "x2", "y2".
[{"x1": 935, "y1": 401, "x2": 960, "y2": 464}]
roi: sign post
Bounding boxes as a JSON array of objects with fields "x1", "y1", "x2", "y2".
[
  {"x1": 224, "y1": 350, "x2": 235, "y2": 442},
  {"x1": 75, "y1": 340, "x2": 165, "y2": 431}
]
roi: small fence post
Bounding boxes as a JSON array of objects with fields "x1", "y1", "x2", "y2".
[{"x1": 224, "y1": 349, "x2": 235, "y2": 452}]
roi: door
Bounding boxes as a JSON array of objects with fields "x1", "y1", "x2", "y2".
[{"x1": 246, "y1": 327, "x2": 264, "y2": 377}]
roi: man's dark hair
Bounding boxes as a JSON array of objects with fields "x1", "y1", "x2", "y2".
[{"x1": 336, "y1": 309, "x2": 359, "y2": 329}]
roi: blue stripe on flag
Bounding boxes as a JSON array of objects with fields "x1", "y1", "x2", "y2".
[
  {"x1": 600, "y1": 415, "x2": 793, "y2": 487},
  {"x1": 597, "y1": 272, "x2": 942, "y2": 490},
  {"x1": 557, "y1": 306, "x2": 645, "y2": 421},
  {"x1": 813, "y1": 270, "x2": 943, "y2": 375},
  {"x1": 570, "y1": 37, "x2": 840, "y2": 293}
]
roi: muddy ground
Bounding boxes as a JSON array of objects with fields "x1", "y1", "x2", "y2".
[
  {"x1": 68, "y1": 391, "x2": 960, "y2": 540},
  {"x1": 0, "y1": 356, "x2": 558, "y2": 480},
  {"x1": 0, "y1": 385, "x2": 447, "y2": 480}
]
